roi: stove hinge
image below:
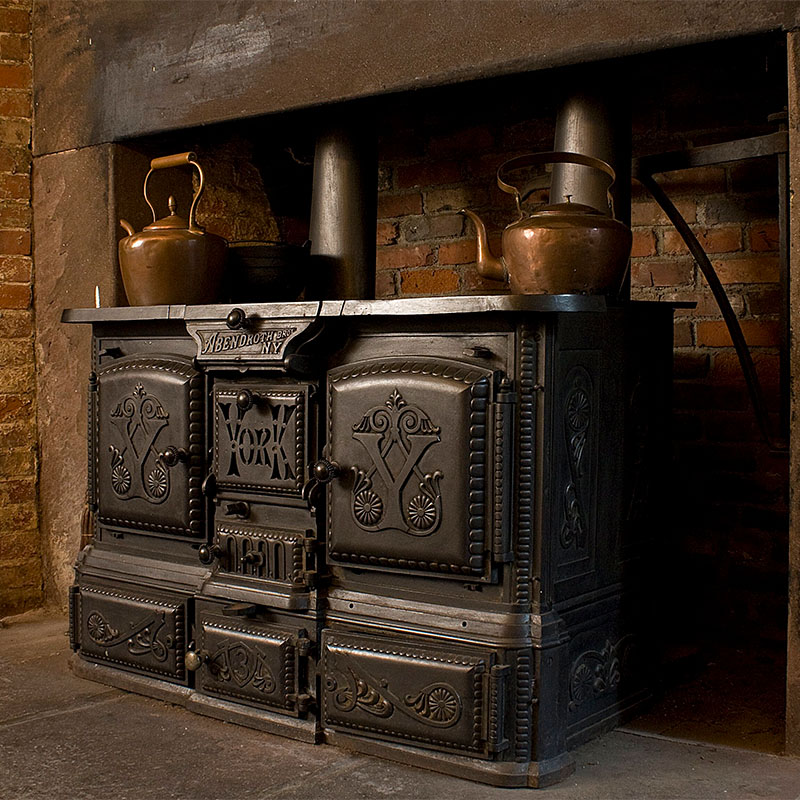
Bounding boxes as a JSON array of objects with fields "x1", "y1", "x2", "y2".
[
  {"x1": 485, "y1": 663, "x2": 512, "y2": 754},
  {"x1": 301, "y1": 528, "x2": 322, "y2": 587},
  {"x1": 491, "y1": 378, "x2": 516, "y2": 564},
  {"x1": 288, "y1": 629, "x2": 315, "y2": 714}
]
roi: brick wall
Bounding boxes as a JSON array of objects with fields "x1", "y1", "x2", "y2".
[
  {"x1": 372, "y1": 87, "x2": 787, "y2": 642},
  {"x1": 0, "y1": 0, "x2": 41, "y2": 616}
]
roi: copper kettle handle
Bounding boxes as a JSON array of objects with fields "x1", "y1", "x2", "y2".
[
  {"x1": 496, "y1": 151, "x2": 617, "y2": 220},
  {"x1": 143, "y1": 151, "x2": 205, "y2": 233}
]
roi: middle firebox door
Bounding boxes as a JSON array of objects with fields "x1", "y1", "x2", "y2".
[{"x1": 325, "y1": 357, "x2": 503, "y2": 581}]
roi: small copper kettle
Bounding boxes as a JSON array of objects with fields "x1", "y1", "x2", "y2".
[
  {"x1": 118, "y1": 152, "x2": 227, "y2": 306},
  {"x1": 462, "y1": 151, "x2": 632, "y2": 295}
]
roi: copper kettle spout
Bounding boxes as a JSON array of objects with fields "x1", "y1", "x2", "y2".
[
  {"x1": 119, "y1": 219, "x2": 135, "y2": 236},
  {"x1": 460, "y1": 209, "x2": 506, "y2": 282}
]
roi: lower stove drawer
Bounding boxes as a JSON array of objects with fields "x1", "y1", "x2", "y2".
[
  {"x1": 73, "y1": 584, "x2": 187, "y2": 682},
  {"x1": 192, "y1": 608, "x2": 313, "y2": 716},
  {"x1": 321, "y1": 629, "x2": 511, "y2": 758}
]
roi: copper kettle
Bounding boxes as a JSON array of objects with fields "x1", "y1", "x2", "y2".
[
  {"x1": 118, "y1": 152, "x2": 227, "y2": 306},
  {"x1": 462, "y1": 151, "x2": 632, "y2": 295}
]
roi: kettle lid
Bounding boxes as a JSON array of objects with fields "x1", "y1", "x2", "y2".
[
  {"x1": 143, "y1": 196, "x2": 193, "y2": 231},
  {"x1": 534, "y1": 200, "x2": 605, "y2": 217}
]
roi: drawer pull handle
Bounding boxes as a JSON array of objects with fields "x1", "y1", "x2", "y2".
[
  {"x1": 312, "y1": 458, "x2": 341, "y2": 484},
  {"x1": 185, "y1": 649, "x2": 209, "y2": 672},
  {"x1": 198, "y1": 544, "x2": 223, "y2": 565},
  {"x1": 225, "y1": 501, "x2": 250, "y2": 519},
  {"x1": 222, "y1": 602, "x2": 256, "y2": 617},
  {"x1": 160, "y1": 446, "x2": 188, "y2": 467},
  {"x1": 241, "y1": 551, "x2": 263, "y2": 566}
]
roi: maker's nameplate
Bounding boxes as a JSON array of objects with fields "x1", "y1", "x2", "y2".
[{"x1": 188, "y1": 319, "x2": 311, "y2": 364}]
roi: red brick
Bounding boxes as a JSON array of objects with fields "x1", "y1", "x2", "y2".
[
  {"x1": 0, "y1": 478, "x2": 34, "y2": 505},
  {"x1": 656, "y1": 166, "x2": 727, "y2": 195},
  {"x1": 0, "y1": 89, "x2": 29, "y2": 117},
  {"x1": 696, "y1": 319, "x2": 781, "y2": 348},
  {"x1": 662, "y1": 226, "x2": 742, "y2": 255},
  {"x1": 711, "y1": 351, "x2": 780, "y2": 390},
  {"x1": 631, "y1": 259, "x2": 693, "y2": 287},
  {"x1": 375, "y1": 270, "x2": 396, "y2": 298},
  {"x1": 0, "y1": 335, "x2": 31, "y2": 364},
  {"x1": 0, "y1": 280, "x2": 29, "y2": 307},
  {"x1": 428, "y1": 125, "x2": 494, "y2": 158},
  {"x1": 397, "y1": 160, "x2": 461, "y2": 188},
  {"x1": 0, "y1": 421, "x2": 34, "y2": 448},
  {"x1": 677, "y1": 291, "x2": 745, "y2": 319},
  {"x1": 375, "y1": 244, "x2": 433, "y2": 271},
  {"x1": 375, "y1": 221, "x2": 398, "y2": 246},
  {"x1": 673, "y1": 320, "x2": 693, "y2": 347},
  {"x1": 438, "y1": 238, "x2": 476, "y2": 266},
  {"x1": 0, "y1": 8, "x2": 29, "y2": 35},
  {"x1": 0, "y1": 117, "x2": 28, "y2": 145},
  {"x1": 746, "y1": 287, "x2": 781, "y2": 316},
  {"x1": 0, "y1": 227, "x2": 29, "y2": 254},
  {"x1": 0, "y1": 33, "x2": 28, "y2": 62},
  {"x1": 0, "y1": 144, "x2": 30, "y2": 173},
  {"x1": 0, "y1": 393, "x2": 31, "y2": 422},
  {"x1": 630, "y1": 229, "x2": 656, "y2": 258},
  {"x1": 711, "y1": 255, "x2": 779, "y2": 285},
  {"x1": 0, "y1": 364, "x2": 32, "y2": 392},
  {"x1": 0, "y1": 308, "x2": 31, "y2": 337},
  {"x1": 0, "y1": 445, "x2": 34, "y2": 476},
  {"x1": 749, "y1": 222, "x2": 779, "y2": 252},
  {"x1": 0, "y1": 62, "x2": 29, "y2": 89},
  {"x1": 462, "y1": 266, "x2": 508, "y2": 293},
  {"x1": 377, "y1": 192, "x2": 422, "y2": 219},
  {"x1": 0, "y1": 527, "x2": 41, "y2": 563},
  {"x1": 424, "y1": 185, "x2": 489, "y2": 214},
  {"x1": 400, "y1": 268, "x2": 459, "y2": 296},
  {"x1": 0, "y1": 172, "x2": 28, "y2": 200},
  {"x1": 0, "y1": 202, "x2": 29, "y2": 227},
  {"x1": 630, "y1": 198, "x2": 697, "y2": 226}
]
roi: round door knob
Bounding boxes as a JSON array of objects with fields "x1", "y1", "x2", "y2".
[
  {"x1": 312, "y1": 458, "x2": 341, "y2": 484},
  {"x1": 226, "y1": 307, "x2": 247, "y2": 329},
  {"x1": 160, "y1": 446, "x2": 188, "y2": 467},
  {"x1": 198, "y1": 544, "x2": 222, "y2": 565},
  {"x1": 236, "y1": 389, "x2": 254, "y2": 411},
  {"x1": 185, "y1": 650, "x2": 208, "y2": 671}
]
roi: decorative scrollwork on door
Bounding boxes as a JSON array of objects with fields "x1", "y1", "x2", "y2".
[
  {"x1": 207, "y1": 642, "x2": 277, "y2": 695},
  {"x1": 350, "y1": 389, "x2": 443, "y2": 536},
  {"x1": 108, "y1": 383, "x2": 172, "y2": 504},
  {"x1": 84, "y1": 609, "x2": 173, "y2": 663},
  {"x1": 326, "y1": 662, "x2": 462, "y2": 728},
  {"x1": 560, "y1": 368, "x2": 592, "y2": 549}
]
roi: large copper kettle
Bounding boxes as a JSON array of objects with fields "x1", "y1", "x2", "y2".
[
  {"x1": 118, "y1": 152, "x2": 227, "y2": 306},
  {"x1": 462, "y1": 151, "x2": 632, "y2": 295}
]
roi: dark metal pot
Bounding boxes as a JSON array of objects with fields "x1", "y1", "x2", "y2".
[{"x1": 225, "y1": 241, "x2": 307, "y2": 302}]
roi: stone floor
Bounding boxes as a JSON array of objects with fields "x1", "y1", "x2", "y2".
[{"x1": 2, "y1": 613, "x2": 800, "y2": 800}]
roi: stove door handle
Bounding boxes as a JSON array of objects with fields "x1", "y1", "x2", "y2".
[
  {"x1": 302, "y1": 458, "x2": 342, "y2": 510},
  {"x1": 159, "y1": 446, "x2": 188, "y2": 468}
]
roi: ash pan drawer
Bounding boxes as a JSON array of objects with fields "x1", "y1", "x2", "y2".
[
  {"x1": 192, "y1": 607, "x2": 313, "y2": 715},
  {"x1": 75, "y1": 584, "x2": 187, "y2": 681},
  {"x1": 321, "y1": 629, "x2": 511, "y2": 758}
]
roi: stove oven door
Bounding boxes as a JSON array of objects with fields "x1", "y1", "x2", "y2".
[
  {"x1": 94, "y1": 356, "x2": 203, "y2": 538},
  {"x1": 325, "y1": 357, "x2": 508, "y2": 582}
]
